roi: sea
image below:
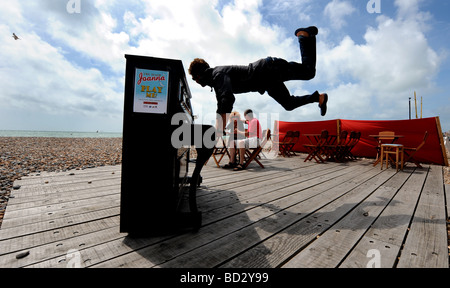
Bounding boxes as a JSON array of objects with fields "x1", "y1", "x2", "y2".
[{"x1": 0, "y1": 130, "x2": 122, "y2": 138}]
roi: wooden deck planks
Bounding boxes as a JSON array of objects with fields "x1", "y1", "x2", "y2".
[
  {"x1": 340, "y1": 166, "x2": 427, "y2": 268},
  {"x1": 397, "y1": 166, "x2": 448, "y2": 268},
  {"x1": 282, "y1": 171, "x2": 409, "y2": 268},
  {"x1": 0, "y1": 156, "x2": 448, "y2": 268},
  {"x1": 220, "y1": 162, "x2": 390, "y2": 268}
]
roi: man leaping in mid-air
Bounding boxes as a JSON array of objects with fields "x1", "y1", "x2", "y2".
[{"x1": 189, "y1": 26, "x2": 328, "y2": 135}]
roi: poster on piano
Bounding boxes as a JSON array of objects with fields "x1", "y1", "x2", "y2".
[{"x1": 133, "y1": 69, "x2": 169, "y2": 114}]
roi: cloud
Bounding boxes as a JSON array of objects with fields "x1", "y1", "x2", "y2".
[
  {"x1": 42, "y1": 1, "x2": 130, "y2": 74},
  {"x1": 324, "y1": 0, "x2": 356, "y2": 29},
  {"x1": 316, "y1": 2, "x2": 440, "y2": 120},
  {"x1": 0, "y1": 23, "x2": 123, "y2": 130},
  {"x1": 395, "y1": 0, "x2": 424, "y2": 18},
  {"x1": 1, "y1": 0, "x2": 295, "y2": 131},
  {"x1": 123, "y1": 0, "x2": 297, "y2": 127},
  {"x1": 0, "y1": 0, "x2": 445, "y2": 132}
]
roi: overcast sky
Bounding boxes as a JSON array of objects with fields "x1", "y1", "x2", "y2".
[{"x1": 1, "y1": 0, "x2": 449, "y2": 132}]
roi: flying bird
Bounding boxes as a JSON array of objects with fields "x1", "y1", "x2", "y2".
[{"x1": 12, "y1": 33, "x2": 20, "y2": 40}]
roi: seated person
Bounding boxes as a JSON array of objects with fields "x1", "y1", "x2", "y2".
[
  {"x1": 234, "y1": 109, "x2": 262, "y2": 171},
  {"x1": 222, "y1": 111, "x2": 245, "y2": 169}
]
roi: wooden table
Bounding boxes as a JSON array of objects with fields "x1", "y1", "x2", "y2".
[
  {"x1": 369, "y1": 135, "x2": 404, "y2": 167},
  {"x1": 304, "y1": 134, "x2": 337, "y2": 145},
  {"x1": 380, "y1": 143, "x2": 404, "y2": 172}
]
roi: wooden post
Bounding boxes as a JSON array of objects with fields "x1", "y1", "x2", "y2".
[
  {"x1": 414, "y1": 91, "x2": 418, "y2": 119},
  {"x1": 420, "y1": 97, "x2": 423, "y2": 119},
  {"x1": 435, "y1": 117, "x2": 449, "y2": 167},
  {"x1": 337, "y1": 119, "x2": 341, "y2": 143}
]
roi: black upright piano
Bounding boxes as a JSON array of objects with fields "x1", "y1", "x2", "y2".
[{"x1": 120, "y1": 55, "x2": 215, "y2": 235}]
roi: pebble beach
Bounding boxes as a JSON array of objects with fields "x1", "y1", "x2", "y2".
[{"x1": 0, "y1": 137, "x2": 123, "y2": 228}]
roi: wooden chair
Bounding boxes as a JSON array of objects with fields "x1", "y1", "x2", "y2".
[
  {"x1": 286, "y1": 131, "x2": 300, "y2": 157},
  {"x1": 275, "y1": 130, "x2": 294, "y2": 157},
  {"x1": 324, "y1": 130, "x2": 348, "y2": 162},
  {"x1": 303, "y1": 130, "x2": 329, "y2": 163},
  {"x1": 343, "y1": 131, "x2": 361, "y2": 161},
  {"x1": 211, "y1": 136, "x2": 230, "y2": 168},
  {"x1": 373, "y1": 131, "x2": 395, "y2": 166},
  {"x1": 403, "y1": 131, "x2": 428, "y2": 168},
  {"x1": 243, "y1": 129, "x2": 271, "y2": 169}
]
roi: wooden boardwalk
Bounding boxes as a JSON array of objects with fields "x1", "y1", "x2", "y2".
[{"x1": 0, "y1": 156, "x2": 448, "y2": 268}]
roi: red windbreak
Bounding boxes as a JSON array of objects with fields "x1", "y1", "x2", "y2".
[{"x1": 276, "y1": 117, "x2": 446, "y2": 165}]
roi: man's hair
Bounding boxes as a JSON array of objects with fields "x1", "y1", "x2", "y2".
[
  {"x1": 189, "y1": 58, "x2": 210, "y2": 77},
  {"x1": 244, "y1": 109, "x2": 254, "y2": 118}
]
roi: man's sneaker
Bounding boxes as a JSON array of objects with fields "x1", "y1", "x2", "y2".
[{"x1": 319, "y1": 93, "x2": 328, "y2": 117}]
